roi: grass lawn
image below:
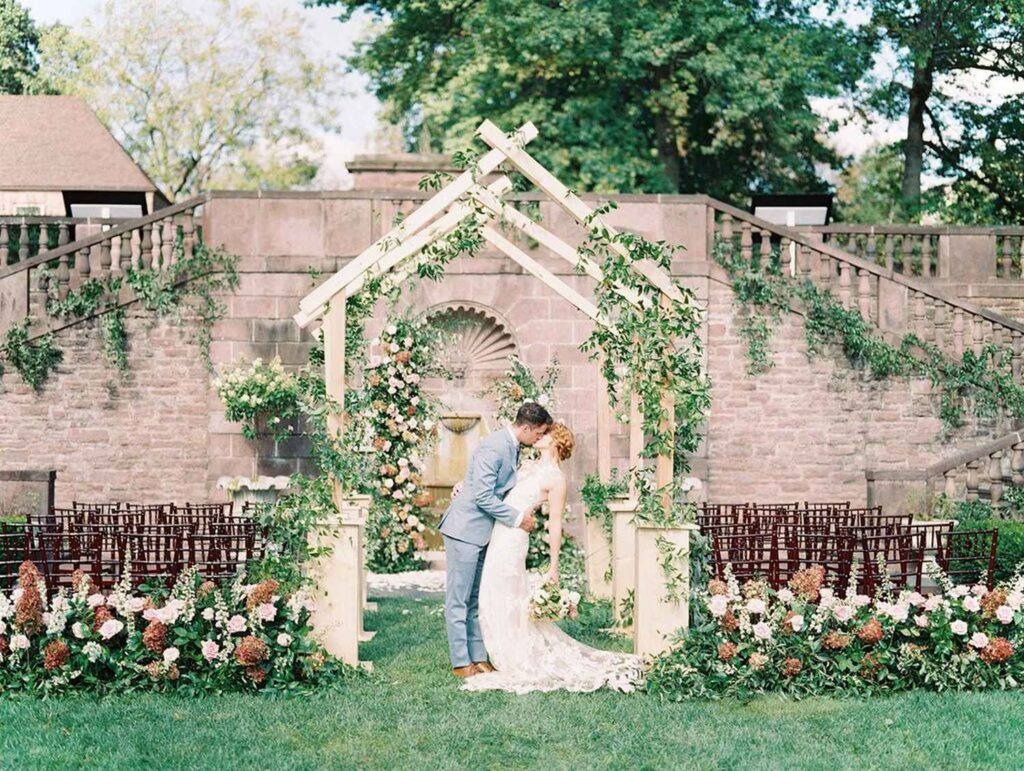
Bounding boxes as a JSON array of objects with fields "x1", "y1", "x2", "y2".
[{"x1": 2, "y1": 596, "x2": 1024, "y2": 770}]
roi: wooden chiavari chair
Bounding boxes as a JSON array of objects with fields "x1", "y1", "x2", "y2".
[{"x1": 935, "y1": 530, "x2": 999, "y2": 589}]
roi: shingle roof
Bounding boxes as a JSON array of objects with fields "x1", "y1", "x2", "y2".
[{"x1": 0, "y1": 96, "x2": 158, "y2": 193}]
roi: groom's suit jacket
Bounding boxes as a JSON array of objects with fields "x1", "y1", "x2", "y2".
[{"x1": 439, "y1": 427, "x2": 524, "y2": 547}]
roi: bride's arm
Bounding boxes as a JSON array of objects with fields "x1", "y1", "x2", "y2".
[{"x1": 546, "y1": 477, "x2": 568, "y2": 582}]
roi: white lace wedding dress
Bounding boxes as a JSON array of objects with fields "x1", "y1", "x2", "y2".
[{"x1": 463, "y1": 459, "x2": 643, "y2": 694}]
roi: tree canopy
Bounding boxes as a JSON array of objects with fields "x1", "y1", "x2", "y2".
[
  {"x1": 34, "y1": 0, "x2": 341, "y2": 200},
  {"x1": 317, "y1": 0, "x2": 871, "y2": 204},
  {"x1": 0, "y1": 0, "x2": 39, "y2": 94}
]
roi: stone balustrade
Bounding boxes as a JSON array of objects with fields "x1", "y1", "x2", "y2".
[
  {"x1": 0, "y1": 216, "x2": 130, "y2": 268},
  {"x1": 867, "y1": 429, "x2": 1024, "y2": 515},
  {"x1": 0, "y1": 196, "x2": 206, "y2": 336},
  {"x1": 712, "y1": 202, "x2": 1024, "y2": 374},
  {"x1": 800, "y1": 224, "x2": 1024, "y2": 283}
]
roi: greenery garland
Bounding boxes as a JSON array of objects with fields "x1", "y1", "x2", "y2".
[
  {"x1": 1, "y1": 322, "x2": 63, "y2": 391},
  {"x1": 715, "y1": 240, "x2": 1024, "y2": 434}
]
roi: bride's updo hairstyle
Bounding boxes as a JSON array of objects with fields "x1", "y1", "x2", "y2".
[{"x1": 548, "y1": 423, "x2": 575, "y2": 462}]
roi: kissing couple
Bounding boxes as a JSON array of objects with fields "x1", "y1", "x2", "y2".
[{"x1": 439, "y1": 402, "x2": 642, "y2": 694}]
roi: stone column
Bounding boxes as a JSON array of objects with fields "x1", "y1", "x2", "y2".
[
  {"x1": 308, "y1": 495, "x2": 371, "y2": 667},
  {"x1": 610, "y1": 497, "x2": 638, "y2": 626},
  {"x1": 634, "y1": 522, "x2": 697, "y2": 658}
]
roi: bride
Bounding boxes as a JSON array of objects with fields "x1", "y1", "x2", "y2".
[{"x1": 463, "y1": 422, "x2": 643, "y2": 694}]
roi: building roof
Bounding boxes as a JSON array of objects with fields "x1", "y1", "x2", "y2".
[{"x1": 0, "y1": 96, "x2": 159, "y2": 193}]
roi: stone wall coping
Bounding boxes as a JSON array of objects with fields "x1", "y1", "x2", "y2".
[
  {"x1": 635, "y1": 521, "x2": 700, "y2": 531},
  {"x1": 205, "y1": 189, "x2": 718, "y2": 205}
]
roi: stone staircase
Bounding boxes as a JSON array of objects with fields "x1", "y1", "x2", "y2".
[{"x1": 0, "y1": 195, "x2": 208, "y2": 342}]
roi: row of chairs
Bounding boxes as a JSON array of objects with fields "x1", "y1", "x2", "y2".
[
  {"x1": 1, "y1": 501, "x2": 265, "y2": 590},
  {"x1": 700, "y1": 502, "x2": 998, "y2": 595}
]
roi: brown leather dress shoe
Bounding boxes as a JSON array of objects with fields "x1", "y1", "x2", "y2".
[
  {"x1": 473, "y1": 661, "x2": 496, "y2": 674},
  {"x1": 452, "y1": 665, "x2": 478, "y2": 679}
]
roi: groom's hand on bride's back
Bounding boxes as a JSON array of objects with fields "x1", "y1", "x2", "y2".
[{"x1": 519, "y1": 511, "x2": 537, "y2": 532}]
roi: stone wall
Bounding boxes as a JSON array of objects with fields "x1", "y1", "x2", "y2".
[{"x1": 0, "y1": 191, "x2": 1010, "y2": 509}]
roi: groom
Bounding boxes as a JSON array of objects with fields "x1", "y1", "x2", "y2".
[{"x1": 439, "y1": 402, "x2": 553, "y2": 678}]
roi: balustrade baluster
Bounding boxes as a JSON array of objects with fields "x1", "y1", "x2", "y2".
[
  {"x1": 866, "y1": 232, "x2": 878, "y2": 266},
  {"x1": 944, "y1": 469, "x2": 957, "y2": 499},
  {"x1": 182, "y1": 211, "x2": 195, "y2": 261},
  {"x1": 966, "y1": 460, "x2": 981, "y2": 501},
  {"x1": 75, "y1": 246, "x2": 91, "y2": 287},
  {"x1": 953, "y1": 308, "x2": 965, "y2": 358},
  {"x1": 1000, "y1": 236, "x2": 1012, "y2": 278},
  {"x1": 989, "y1": 451, "x2": 1004, "y2": 506},
  {"x1": 720, "y1": 213, "x2": 733, "y2": 257},
  {"x1": 900, "y1": 234, "x2": 915, "y2": 275},
  {"x1": 0, "y1": 224, "x2": 8, "y2": 266},
  {"x1": 740, "y1": 222, "x2": 753, "y2": 264},
  {"x1": 162, "y1": 219, "x2": 174, "y2": 268},
  {"x1": 1014, "y1": 331, "x2": 1023, "y2": 383},
  {"x1": 1018, "y1": 236, "x2": 1024, "y2": 279},
  {"x1": 933, "y1": 302, "x2": 946, "y2": 351},
  {"x1": 838, "y1": 263, "x2": 852, "y2": 308},
  {"x1": 140, "y1": 224, "x2": 153, "y2": 270},
  {"x1": 884, "y1": 236, "x2": 895, "y2": 272},
  {"x1": 972, "y1": 317, "x2": 983, "y2": 357},
  {"x1": 58, "y1": 222, "x2": 69, "y2": 246},
  {"x1": 152, "y1": 222, "x2": 163, "y2": 270},
  {"x1": 857, "y1": 269, "x2": 871, "y2": 318},
  {"x1": 18, "y1": 225, "x2": 28, "y2": 263},
  {"x1": 99, "y1": 238, "x2": 112, "y2": 281},
  {"x1": 1012, "y1": 442, "x2": 1024, "y2": 486},
  {"x1": 119, "y1": 231, "x2": 132, "y2": 272},
  {"x1": 921, "y1": 236, "x2": 933, "y2": 277},
  {"x1": 800, "y1": 243, "x2": 812, "y2": 280},
  {"x1": 57, "y1": 253, "x2": 70, "y2": 300},
  {"x1": 758, "y1": 228, "x2": 771, "y2": 272}
]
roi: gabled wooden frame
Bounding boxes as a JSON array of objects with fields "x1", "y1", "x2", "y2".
[{"x1": 294, "y1": 119, "x2": 682, "y2": 518}]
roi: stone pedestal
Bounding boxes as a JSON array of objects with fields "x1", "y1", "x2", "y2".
[
  {"x1": 583, "y1": 517, "x2": 612, "y2": 600},
  {"x1": 308, "y1": 496, "x2": 370, "y2": 667},
  {"x1": 634, "y1": 523, "x2": 697, "y2": 658},
  {"x1": 610, "y1": 498, "x2": 638, "y2": 625}
]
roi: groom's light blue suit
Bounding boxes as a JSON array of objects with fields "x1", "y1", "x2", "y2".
[{"x1": 439, "y1": 427, "x2": 524, "y2": 668}]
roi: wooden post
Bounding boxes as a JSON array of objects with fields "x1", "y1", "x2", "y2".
[
  {"x1": 655, "y1": 295, "x2": 676, "y2": 516},
  {"x1": 583, "y1": 368, "x2": 614, "y2": 599},
  {"x1": 310, "y1": 296, "x2": 370, "y2": 665}
]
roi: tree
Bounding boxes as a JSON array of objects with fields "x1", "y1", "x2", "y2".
[
  {"x1": 834, "y1": 143, "x2": 909, "y2": 223},
  {"x1": 34, "y1": 0, "x2": 341, "y2": 199},
  {"x1": 0, "y1": 0, "x2": 40, "y2": 94},
  {"x1": 316, "y1": 0, "x2": 871, "y2": 202},
  {"x1": 862, "y1": 0, "x2": 1024, "y2": 219}
]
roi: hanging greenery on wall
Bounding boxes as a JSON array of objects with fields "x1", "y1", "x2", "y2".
[
  {"x1": 715, "y1": 240, "x2": 1024, "y2": 434},
  {"x1": 1, "y1": 322, "x2": 63, "y2": 391},
  {"x1": 12, "y1": 241, "x2": 240, "y2": 390}
]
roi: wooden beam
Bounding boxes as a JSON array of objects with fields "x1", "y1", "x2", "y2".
[
  {"x1": 597, "y1": 365, "x2": 612, "y2": 483},
  {"x1": 481, "y1": 227, "x2": 603, "y2": 323},
  {"x1": 323, "y1": 299, "x2": 347, "y2": 509},
  {"x1": 297, "y1": 123, "x2": 537, "y2": 322},
  {"x1": 470, "y1": 186, "x2": 643, "y2": 309},
  {"x1": 476, "y1": 119, "x2": 684, "y2": 304},
  {"x1": 295, "y1": 179, "x2": 510, "y2": 327},
  {"x1": 628, "y1": 391, "x2": 643, "y2": 498}
]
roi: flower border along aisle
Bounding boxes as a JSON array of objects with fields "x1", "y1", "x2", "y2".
[
  {"x1": 645, "y1": 562, "x2": 1024, "y2": 699},
  {"x1": 0, "y1": 561, "x2": 351, "y2": 694}
]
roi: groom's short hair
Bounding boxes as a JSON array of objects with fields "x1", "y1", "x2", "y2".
[{"x1": 515, "y1": 402, "x2": 552, "y2": 427}]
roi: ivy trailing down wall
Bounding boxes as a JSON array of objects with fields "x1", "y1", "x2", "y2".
[
  {"x1": 715, "y1": 241, "x2": 1024, "y2": 434},
  {"x1": 0, "y1": 242, "x2": 239, "y2": 391}
]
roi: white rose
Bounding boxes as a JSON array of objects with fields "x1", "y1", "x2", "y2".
[
  {"x1": 386, "y1": 325, "x2": 398, "y2": 335},
  {"x1": 277, "y1": 633, "x2": 292, "y2": 647},
  {"x1": 202, "y1": 608, "x2": 216, "y2": 621},
  {"x1": 752, "y1": 621, "x2": 772, "y2": 641},
  {"x1": 745, "y1": 598, "x2": 766, "y2": 615},
  {"x1": 970, "y1": 632, "x2": 990, "y2": 649},
  {"x1": 951, "y1": 619, "x2": 968, "y2": 635},
  {"x1": 163, "y1": 647, "x2": 180, "y2": 664},
  {"x1": 788, "y1": 614, "x2": 805, "y2": 632},
  {"x1": 776, "y1": 589, "x2": 794, "y2": 604},
  {"x1": 996, "y1": 605, "x2": 1014, "y2": 624}
]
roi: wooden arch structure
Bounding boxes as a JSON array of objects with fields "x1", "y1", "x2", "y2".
[{"x1": 294, "y1": 119, "x2": 692, "y2": 665}]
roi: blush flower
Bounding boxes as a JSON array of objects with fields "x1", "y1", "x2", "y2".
[
  {"x1": 276, "y1": 633, "x2": 292, "y2": 648},
  {"x1": 752, "y1": 621, "x2": 772, "y2": 641},
  {"x1": 99, "y1": 619, "x2": 124, "y2": 640},
  {"x1": 226, "y1": 615, "x2": 247, "y2": 634},
  {"x1": 201, "y1": 640, "x2": 220, "y2": 662},
  {"x1": 970, "y1": 632, "x2": 990, "y2": 649},
  {"x1": 996, "y1": 605, "x2": 1015, "y2": 624},
  {"x1": 832, "y1": 605, "x2": 854, "y2": 623},
  {"x1": 924, "y1": 595, "x2": 943, "y2": 612},
  {"x1": 746, "y1": 598, "x2": 766, "y2": 615},
  {"x1": 963, "y1": 596, "x2": 981, "y2": 613},
  {"x1": 163, "y1": 647, "x2": 180, "y2": 664},
  {"x1": 87, "y1": 593, "x2": 105, "y2": 608},
  {"x1": 707, "y1": 595, "x2": 728, "y2": 618},
  {"x1": 9, "y1": 633, "x2": 29, "y2": 651},
  {"x1": 951, "y1": 620, "x2": 968, "y2": 635},
  {"x1": 255, "y1": 603, "x2": 277, "y2": 622},
  {"x1": 788, "y1": 614, "x2": 805, "y2": 633},
  {"x1": 915, "y1": 615, "x2": 930, "y2": 628}
]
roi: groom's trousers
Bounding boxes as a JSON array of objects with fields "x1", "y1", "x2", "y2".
[{"x1": 443, "y1": 535, "x2": 488, "y2": 667}]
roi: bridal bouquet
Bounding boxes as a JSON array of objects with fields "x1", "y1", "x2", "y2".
[{"x1": 529, "y1": 580, "x2": 582, "y2": 621}]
